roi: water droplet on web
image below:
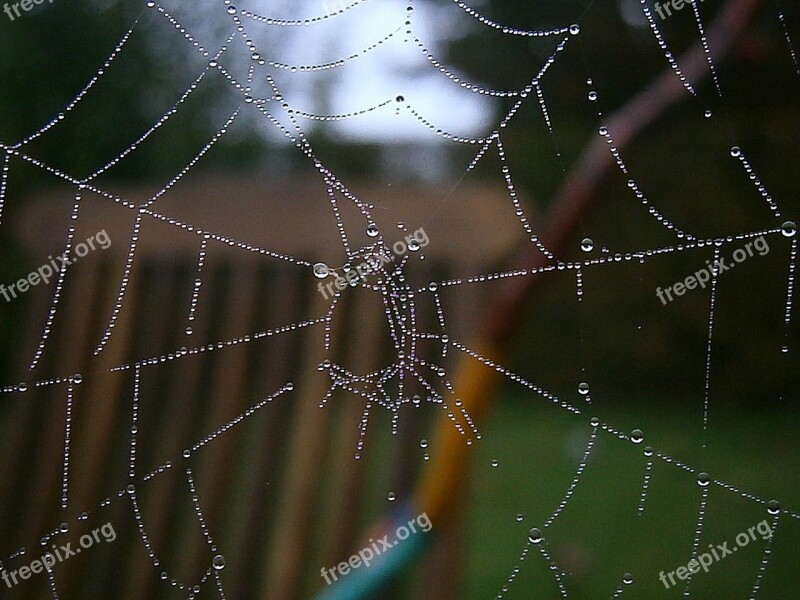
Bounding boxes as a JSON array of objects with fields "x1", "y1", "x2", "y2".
[
  {"x1": 72, "y1": 373, "x2": 83, "y2": 384},
  {"x1": 781, "y1": 221, "x2": 796, "y2": 237},
  {"x1": 623, "y1": 573, "x2": 634, "y2": 585},
  {"x1": 428, "y1": 282, "x2": 439, "y2": 292},
  {"x1": 396, "y1": 95, "x2": 404, "y2": 103},
  {"x1": 704, "y1": 109, "x2": 712, "y2": 118},
  {"x1": 419, "y1": 439, "x2": 428, "y2": 448},
  {"x1": 528, "y1": 527, "x2": 543, "y2": 543},
  {"x1": 387, "y1": 491, "x2": 396, "y2": 502},
  {"x1": 643, "y1": 446, "x2": 653, "y2": 457},
  {"x1": 630, "y1": 428, "x2": 643, "y2": 444},
  {"x1": 767, "y1": 500, "x2": 781, "y2": 515},
  {"x1": 127, "y1": 484, "x2": 136, "y2": 494},
  {"x1": 490, "y1": 459, "x2": 499, "y2": 468},
  {"x1": 212, "y1": 554, "x2": 226, "y2": 570},
  {"x1": 60, "y1": 523, "x2": 69, "y2": 533},
  {"x1": 730, "y1": 145, "x2": 742, "y2": 157},
  {"x1": 366, "y1": 224, "x2": 379, "y2": 237},
  {"x1": 590, "y1": 416, "x2": 600, "y2": 427},
  {"x1": 598, "y1": 126, "x2": 608, "y2": 136},
  {"x1": 515, "y1": 514, "x2": 524, "y2": 522},
  {"x1": 17, "y1": 382, "x2": 27, "y2": 392},
  {"x1": 313, "y1": 263, "x2": 330, "y2": 279},
  {"x1": 578, "y1": 382, "x2": 590, "y2": 395},
  {"x1": 226, "y1": 5, "x2": 237, "y2": 14},
  {"x1": 185, "y1": 326, "x2": 193, "y2": 336},
  {"x1": 588, "y1": 91, "x2": 598, "y2": 101},
  {"x1": 78, "y1": 512, "x2": 88, "y2": 521},
  {"x1": 697, "y1": 472, "x2": 710, "y2": 487},
  {"x1": 581, "y1": 238, "x2": 594, "y2": 252},
  {"x1": 146, "y1": 0, "x2": 155, "y2": 7},
  {"x1": 408, "y1": 239, "x2": 420, "y2": 252},
  {"x1": 569, "y1": 24, "x2": 581, "y2": 35},
  {"x1": 182, "y1": 449, "x2": 191, "y2": 459}
]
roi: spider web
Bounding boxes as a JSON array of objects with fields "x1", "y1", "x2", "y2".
[{"x1": 0, "y1": 0, "x2": 798, "y2": 598}]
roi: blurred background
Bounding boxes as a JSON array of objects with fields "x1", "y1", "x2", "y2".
[{"x1": 0, "y1": 0, "x2": 798, "y2": 598}]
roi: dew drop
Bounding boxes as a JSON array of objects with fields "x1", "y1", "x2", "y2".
[
  {"x1": 623, "y1": 573, "x2": 634, "y2": 585},
  {"x1": 419, "y1": 439, "x2": 428, "y2": 448},
  {"x1": 767, "y1": 499, "x2": 781, "y2": 515},
  {"x1": 428, "y1": 282, "x2": 439, "y2": 292},
  {"x1": 226, "y1": 5, "x2": 237, "y2": 14},
  {"x1": 590, "y1": 416, "x2": 600, "y2": 427},
  {"x1": 387, "y1": 491, "x2": 396, "y2": 502},
  {"x1": 490, "y1": 459, "x2": 499, "y2": 468},
  {"x1": 182, "y1": 449, "x2": 191, "y2": 459},
  {"x1": 72, "y1": 374, "x2": 83, "y2": 385},
  {"x1": 515, "y1": 514, "x2": 524, "y2": 522},
  {"x1": 643, "y1": 446, "x2": 654, "y2": 457},
  {"x1": 581, "y1": 238, "x2": 594, "y2": 252},
  {"x1": 78, "y1": 512, "x2": 88, "y2": 521},
  {"x1": 781, "y1": 221, "x2": 796, "y2": 238},
  {"x1": 17, "y1": 382, "x2": 27, "y2": 392},
  {"x1": 127, "y1": 483, "x2": 136, "y2": 494},
  {"x1": 313, "y1": 262, "x2": 330, "y2": 279},
  {"x1": 528, "y1": 527, "x2": 543, "y2": 544},
  {"x1": 212, "y1": 554, "x2": 226, "y2": 570},
  {"x1": 697, "y1": 472, "x2": 710, "y2": 487},
  {"x1": 396, "y1": 95, "x2": 405, "y2": 103},
  {"x1": 578, "y1": 382, "x2": 590, "y2": 395},
  {"x1": 60, "y1": 523, "x2": 69, "y2": 533},
  {"x1": 185, "y1": 326, "x2": 193, "y2": 336},
  {"x1": 408, "y1": 239, "x2": 420, "y2": 252},
  {"x1": 704, "y1": 109, "x2": 712, "y2": 118},
  {"x1": 366, "y1": 224, "x2": 379, "y2": 238},
  {"x1": 588, "y1": 91, "x2": 598, "y2": 101},
  {"x1": 730, "y1": 146, "x2": 741, "y2": 157},
  {"x1": 146, "y1": 0, "x2": 155, "y2": 6},
  {"x1": 569, "y1": 23, "x2": 581, "y2": 35},
  {"x1": 630, "y1": 429, "x2": 643, "y2": 444}
]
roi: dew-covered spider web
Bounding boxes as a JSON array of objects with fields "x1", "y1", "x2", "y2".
[{"x1": 0, "y1": 0, "x2": 799, "y2": 598}]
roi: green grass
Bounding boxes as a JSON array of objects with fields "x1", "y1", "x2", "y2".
[{"x1": 463, "y1": 394, "x2": 800, "y2": 599}]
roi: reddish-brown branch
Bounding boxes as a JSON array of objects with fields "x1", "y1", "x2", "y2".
[{"x1": 485, "y1": 0, "x2": 766, "y2": 346}]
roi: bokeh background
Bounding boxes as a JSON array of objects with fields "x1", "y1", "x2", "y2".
[{"x1": 0, "y1": 0, "x2": 798, "y2": 598}]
